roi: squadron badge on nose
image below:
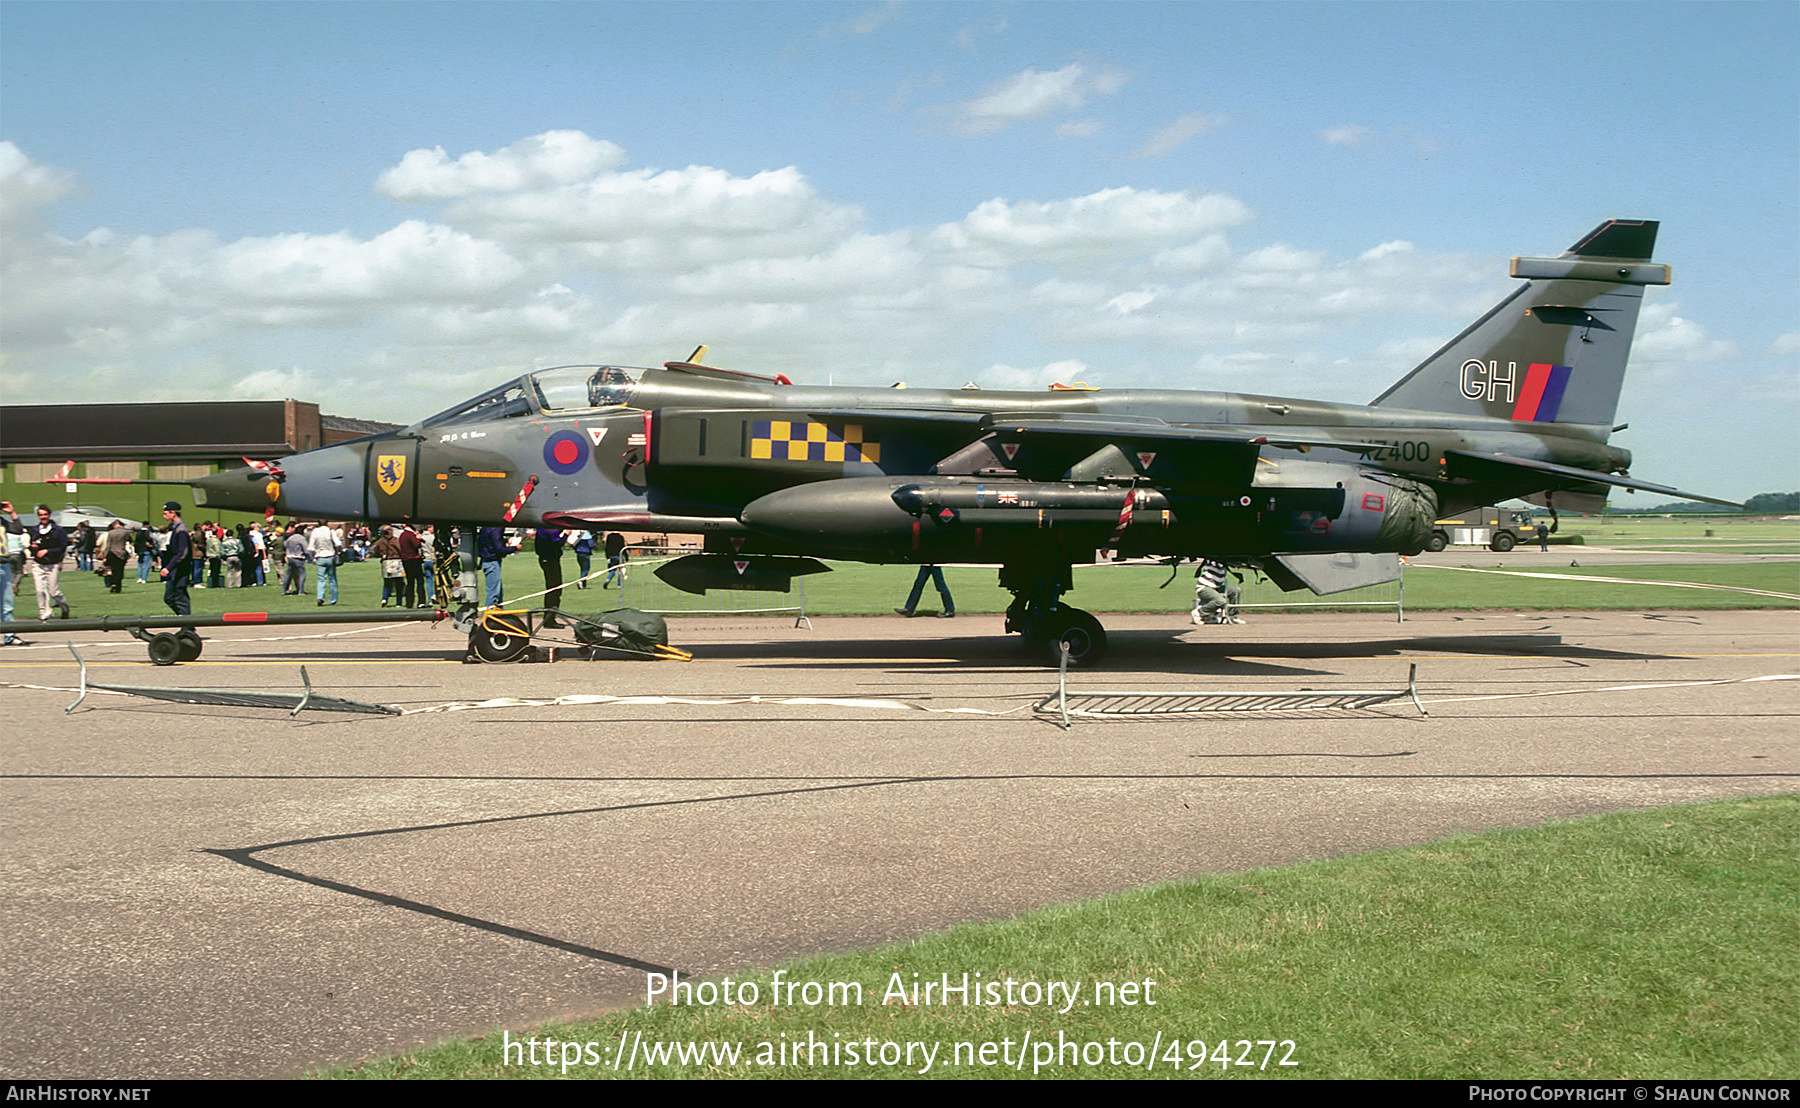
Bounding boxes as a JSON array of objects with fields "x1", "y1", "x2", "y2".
[{"x1": 376, "y1": 455, "x2": 406, "y2": 495}]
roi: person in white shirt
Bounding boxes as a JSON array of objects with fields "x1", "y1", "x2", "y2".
[{"x1": 309, "y1": 522, "x2": 342, "y2": 606}]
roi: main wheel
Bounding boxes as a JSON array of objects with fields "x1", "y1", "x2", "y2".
[
  {"x1": 1425, "y1": 531, "x2": 1448, "y2": 553},
  {"x1": 1045, "y1": 608, "x2": 1107, "y2": 667},
  {"x1": 175, "y1": 629, "x2": 203, "y2": 662},
  {"x1": 1490, "y1": 532, "x2": 1516, "y2": 552},
  {"x1": 470, "y1": 625, "x2": 530, "y2": 663},
  {"x1": 147, "y1": 633, "x2": 182, "y2": 666}
]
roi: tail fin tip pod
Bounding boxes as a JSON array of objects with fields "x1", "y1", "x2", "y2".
[{"x1": 1371, "y1": 218, "x2": 1669, "y2": 428}]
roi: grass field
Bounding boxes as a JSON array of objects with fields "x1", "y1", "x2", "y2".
[
  {"x1": 333, "y1": 795, "x2": 1798, "y2": 1080},
  {"x1": 1559, "y1": 515, "x2": 1800, "y2": 557},
  {"x1": 6, "y1": 515, "x2": 1793, "y2": 625},
  {"x1": 8, "y1": 547, "x2": 1796, "y2": 626}
]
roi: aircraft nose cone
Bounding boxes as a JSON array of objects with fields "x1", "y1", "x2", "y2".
[{"x1": 190, "y1": 467, "x2": 279, "y2": 511}]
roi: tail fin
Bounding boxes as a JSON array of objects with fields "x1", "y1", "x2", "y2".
[{"x1": 1371, "y1": 219, "x2": 1668, "y2": 428}]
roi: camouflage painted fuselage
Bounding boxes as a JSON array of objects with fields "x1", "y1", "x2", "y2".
[{"x1": 189, "y1": 218, "x2": 1717, "y2": 569}]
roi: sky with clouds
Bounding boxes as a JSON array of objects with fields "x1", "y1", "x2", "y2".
[{"x1": 2, "y1": 0, "x2": 1795, "y2": 499}]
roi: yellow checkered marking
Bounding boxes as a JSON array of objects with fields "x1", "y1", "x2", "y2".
[{"x1": 749, "y1": 419, "x2": 880, "y2": 464}]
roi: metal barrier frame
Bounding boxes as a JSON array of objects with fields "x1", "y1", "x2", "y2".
[
  {"x1": 1036, "y1": 647, "x2": 1425, "y2": 728},
  {"x1": 63, "y1": 645, "x2": 400, "y2": 716}
]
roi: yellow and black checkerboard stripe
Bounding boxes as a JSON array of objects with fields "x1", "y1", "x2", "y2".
[{"x1": 749, "y1": 420, "x2": 880, "y2": 464}]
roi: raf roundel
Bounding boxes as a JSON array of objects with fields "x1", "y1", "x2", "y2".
[{"x1": 542, "y1": 429, "x2": 591, "y2": 475}]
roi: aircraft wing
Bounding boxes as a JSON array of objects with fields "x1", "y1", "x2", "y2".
[
  {"x1": 691, "y1": 407, "x2": 1396, "y2": 491},
  {"x1": 980, "y1": 413, "x2": 1388, "y2": 454},
  {"x1": 969, "y1": 414, "x2": 1265, "y2": 485},
  {"x1": 977, "y1": 414, "x2": 1395, "y2": 487},
  {"x1": 664, "y1": 405, "x2": 1384, "y2": 456},
  {"x1": 713, "y1": 406, "x2": 989, "y2": 427},
  {"x1": 979, "y1": 413, "x2": 1235, "y2": 441},
  {"x1": 1443, "y1": 450, "x2": 1742, "y2": 508}
]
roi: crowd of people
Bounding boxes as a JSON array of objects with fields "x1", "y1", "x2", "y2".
[
  {"x1": 1, "y1": 502, "x2": 641, "y2": 645},
  {"x1": 0, "y1": 503, "x2": 471, "y2": 636},
  {"x1": 476, "y1": 528, "x2": 625, "y2": 626},
  {"x1": 5, "y1": 506, "x2": 1244, "y2": 642}
]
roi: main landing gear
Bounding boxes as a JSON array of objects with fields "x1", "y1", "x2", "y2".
[{"x1": 1000, "y1": 560, "x2": 1108, "y2": 667}]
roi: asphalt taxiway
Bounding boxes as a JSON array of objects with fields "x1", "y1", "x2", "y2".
[{"x1": 2, "y1": 608, "x2": 1795, "y2": 1077}]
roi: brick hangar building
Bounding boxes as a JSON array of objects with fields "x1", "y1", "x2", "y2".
[{"x1": 0, "y1": 399, "x2": 398, "y2": 525}]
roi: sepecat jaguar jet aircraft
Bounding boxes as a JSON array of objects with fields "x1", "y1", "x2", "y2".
[{"x1": 110, "y1": 217, "x2": 1737, "y2": 665}]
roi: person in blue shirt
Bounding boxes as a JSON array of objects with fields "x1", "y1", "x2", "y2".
[
  {"x1": 27, "y1": 504, "x2": 72, "y2": 621},
  {"x1": 159, "y1": 502, "x2": 192, "y2": 617},
  {"x1": 603, "y1": 531, "x2": 628, "y2": 588},
  {"x1": 1, "y1": 501, "x2": 24, "y2": 644},
  {"x1": 476, "y1": 526, "x2": 517, "y2": 608},
  {"x1": 571, "y1": 530, "x2": 595, "y2": 589}
]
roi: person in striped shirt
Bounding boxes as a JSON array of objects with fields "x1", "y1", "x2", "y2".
[{"x1": 1192, "y1": 559, "x2": 1243, "y2": 625}]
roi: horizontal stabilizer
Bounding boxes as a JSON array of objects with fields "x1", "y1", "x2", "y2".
[
  {"x1": 1261, "y1": 552, "x2": 1402, "y2": 596},
  {"x1": 1443, "y1": 450, "x2": 1742, "y2": 509}
]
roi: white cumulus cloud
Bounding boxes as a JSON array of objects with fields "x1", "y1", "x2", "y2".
[
  {"x1": 1133, "y1": 112, "x2": 1227, "y2": 158},
  {"x1": 979, "y1": 359, "x2": 1093, "y2": 390},
  {"x1": 953, "y1": 63, "x2": 1126, "y2": 134},
  {"x1": 1632, "y1": 302, "x2": 1738, "y2": 367},
  {"x1": 930, "y1": 187, "x2": 1252, "y2": 268},
  {"x1": 0, "y1": 141, "x2": 78, "y2": 229},
  {"x1": 231, "y1": 366, "x2": 319, "y2": 399},
  {"x1": 375, "y1": 131, "x2": 628, "y2": 201},
  {"x1": 440, "y1": 161, "x2": 863, "y2": 274},
  {"x1": 211, "y1": 221, "x2": 524, "y2": 304},
  {"x1": 1320, "y1": 124, "x2": 1371, "y2": 147},
  {"x1": 0, "y1": 133, "x2": 1526, "y2": 416}
]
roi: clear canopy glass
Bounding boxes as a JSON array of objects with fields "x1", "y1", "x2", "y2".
[{"x1": 414, "y1": 366, "x2": 643, "y2": 430}]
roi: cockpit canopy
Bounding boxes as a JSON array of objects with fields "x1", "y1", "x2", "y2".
[{"x1": 414, "y1": 365, "x2": 644, "y2": 430}]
